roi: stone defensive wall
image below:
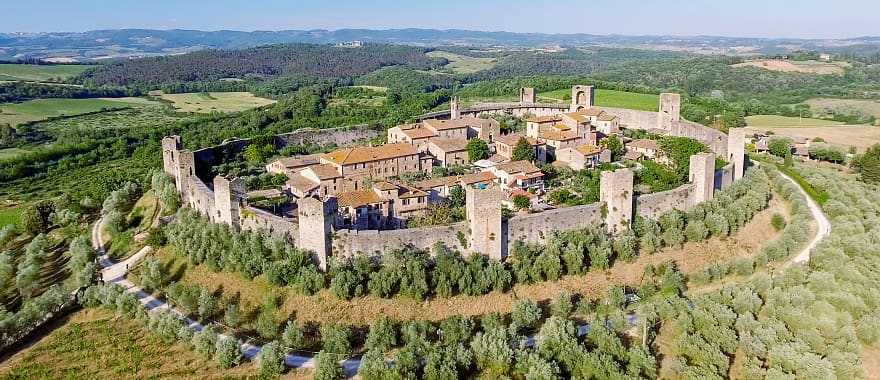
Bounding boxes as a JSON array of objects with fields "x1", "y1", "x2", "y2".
[{"x1": 163, "y1": 96, "x2": 747, "y2": 267}]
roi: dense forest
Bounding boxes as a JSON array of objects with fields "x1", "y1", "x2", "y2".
[{"x1": 75, "y1": 43, "x2": 441, "y2": 88}]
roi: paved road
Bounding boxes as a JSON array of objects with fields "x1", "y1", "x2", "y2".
[{"x1": 776, "y1": 170, "x2": 831, "y2": 267}]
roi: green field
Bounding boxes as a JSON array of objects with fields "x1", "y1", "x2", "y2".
[
  {"x1": 0, "y1": 98, "x2": 157, "y2": 126},
  {"x1": 745, "y1": 115, "x2": 846, "y2": 128},
  {"x1": 156, "y1": 91, "x2": 276, "y2": 113},
  {"x1": 538, "y1": 88, "x2": 660, "y2": 112},
  {"x1": 0, "y1": 205, "x2": 20, "y2": 228},
  {"x1": 351, "y1": 85, "x2": 389, "y2": 92},
  {"x1": 427, "y1": 51, "x2": 497, "y2": 74},
  {"x1": 0, "y1": 63, "x2": 90, "y2": 82},
  {"x1": 0, "y1": 147, "x2": 29, "y2": 160}
]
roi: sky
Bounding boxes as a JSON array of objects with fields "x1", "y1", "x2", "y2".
[{"x1": 2, "y1": 0, "x2": 878, "y2": 39}]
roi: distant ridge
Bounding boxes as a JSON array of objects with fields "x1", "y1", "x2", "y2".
[{"x1": 2, "y1": 28, "x2": 879, "y2": 61}]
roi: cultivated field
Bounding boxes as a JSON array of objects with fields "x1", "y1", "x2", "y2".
[
  {"x1": 350, "y1": 85, "x2": 388, "y2": 92},
  {"x1": 746, "y1": 125, "x2": 880, "y2": 153},
  {"x1": 0, "y1": 98, "x2": 157, "y2": 126},
  {"x1": 0, "y1": 309, "x2": 262, "y2": 379},
  {"x1": 539, "y1": 88, "x2": 660, "y2": 112},
  {"x1": 0, "y1": 63, "x2": 90, "y2": 82},
  {"x1": 426, "y1": 51, "x2": 497, "y2": 74},
  {"x1": 806, "y1": 98, "x2": 880, "y2": 124},
  {"x1": 746, "y1": 114, "x2": 845, "y2": 128},
  {"x1": 156, "y1": 91, "x2": 276, "y2": 113},
  {"x1": 731, "y1": 59, "x2": 849, "y2": 75}
]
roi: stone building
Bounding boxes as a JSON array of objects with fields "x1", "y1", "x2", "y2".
[
  {"x1": 265, "y1": 153, "x2": 322, "y2": 176},
  {"x1": 554, "y1": 144, "x2": 610, "y2": 171},
  {"x1": 335, "y1": 181, "x2": 429, "y2": 230},
  {"x1": 387, "y1": 117, "x2": 500, "y2": 146},
  {"x1": 426, "y1": 138, "x2": 469, "y2": 167},
  {"x1": 493, "y1": 133, "x2": 546, "y2": 164},
  {"x1": 487, "y1": 160, "x2": 545, "y2": 191}
]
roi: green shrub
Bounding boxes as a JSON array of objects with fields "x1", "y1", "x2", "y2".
[{"x1": 770, "y1": 213, "x2": 786, "y2": 231}]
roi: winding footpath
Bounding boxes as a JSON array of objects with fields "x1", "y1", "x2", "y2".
[
  {"x1": 88, "y1": 168, "x2": 830, "y2": 376},
  {"x1": 776, "y1": 170, "x2": 831, "y2": 267}
]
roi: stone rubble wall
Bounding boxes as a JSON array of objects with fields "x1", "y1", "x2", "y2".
[
  {"x1": 332, "y1": 223, "x2": 469, "y2": 258},
  {"x1": 505, "y1": 203, "x2": 604, "y2": 249}
]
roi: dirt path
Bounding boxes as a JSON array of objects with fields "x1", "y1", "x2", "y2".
[{"x1": 777, "y1": 170, "x2": 830, "y2": 267}]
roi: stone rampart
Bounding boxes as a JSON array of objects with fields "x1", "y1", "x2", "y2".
[
  {"x1": 240, "y1": 206, "x2": 298, "y2": 242},
  {"x1": 635, "y1": 184, "x2": 695, "y2": 220},
  {"x1": 332, "y1": 223, "x2": 468, "y2": 258},
  {"x1": 505, "y1": 203, "x2": 603, "y2": 248}
]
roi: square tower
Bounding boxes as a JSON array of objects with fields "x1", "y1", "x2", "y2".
[
  {"x1": 689, "y1": 152, "x2": 716, "y2": 204},
  {"x1": 466, "y1": 183, "x2": 504, "y2": 260},
  {"x1": 657, "y1": 93, "x2": 681, "y2": 129},
  {"x1": 213, "y1": 176, "x2": 245, "y2": 229},
  {"x1": 450, "y1": 96, "x2": 461, "y2": 120},
  {"x1": 298, "y1": 197, "x2": 336, "y2": 271},
  {"x1": 161, "y1": 136, "x2": 182, "y2": 177},
  {"x1": 520, "y1": 87, "x2": 536, "y2": 104},
  {"x1": 570, "y1": 85, "x2": 595, "y2": 112},
  {"x1": 600, "y1": 169, "x2": 634, "y2": 234},
  {"x1": 727, "y1": 128, "x2": 746, "y2": 180}
]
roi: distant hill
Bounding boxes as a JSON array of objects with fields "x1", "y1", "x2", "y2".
[
  {"x1": 74, "y1": 43, "x2": 435, "y2": 87},
  {"x1": 2, "y1": 28, "x2": 880, "y2": 62}
]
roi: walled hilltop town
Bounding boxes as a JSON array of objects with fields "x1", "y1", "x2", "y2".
[{"x1": 162, "y1": 85, "x2": 746, "y2": 270}]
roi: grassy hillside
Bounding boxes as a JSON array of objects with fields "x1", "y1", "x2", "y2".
[
  {"x1": 155, "y1": 91, "x2": 276, "y2": 113},
  {"x1": 0, "y1": 64, "x2": 91, "y2": 82},
  {"x1": 0, "y1": 309, "x2": 261, "y2": 379},
  {"x1": 427, "y1": 50, "x2": 497, "y2": 74},
  {"x1": 538, "y1": 88, "x2": 660, "y2": 111},
  {"x1": 0, "y1": 97, "x2": 158, "y2": 126},
  {"x1": 745, "y1": 114, "x2": 846, "y2": 128}
]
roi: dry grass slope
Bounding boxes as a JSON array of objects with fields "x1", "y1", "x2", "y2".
[{"x1": 156, "y1": 92, "x2": 276, "y2": 113}]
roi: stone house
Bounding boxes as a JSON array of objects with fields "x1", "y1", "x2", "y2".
[
  {"x1": 493, "y1": 133, "x2": 547, "y2": 164},
  {"x1": 335, "y1": 181, "x2": 429, "y2": 230},
  {"x1": 487, "y1": 160, "x2": 545, "y2": 191},
  {"x1": 627, "y1": 139, "x2": 660, "y2": 159},
  {"x1": 265, "y1": 153, "x2": 322, "y2": 176},
  {"x1": 387, "y1": 117, "x2": 501, "y2": 147},
  {"x1": 554, "y1": 144, "x2": 611, "y2": 171},
  {"x1": 426, "y1": 138, "x2": 469, "y2": 167},
  {"x1": 414, "y1": 171, "x2": 497, "y2": 203}
]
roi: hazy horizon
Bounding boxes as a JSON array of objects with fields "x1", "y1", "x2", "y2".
[{"x1": 2, "y1": 0, "x2": 879, "y2": 40}]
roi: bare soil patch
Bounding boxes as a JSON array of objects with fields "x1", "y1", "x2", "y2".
[
  {"x1": 862, "y1": 344, "x2": 880, "y2": 380},
  {"x1": 745, "y1": 125, "x2": 880, "y2": 153},
  {"x1": 732, "y1": 59, "x2": 848, "y2": 75}
]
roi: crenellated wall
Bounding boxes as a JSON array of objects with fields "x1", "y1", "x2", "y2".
[
  {"x1": 505, "y1": 203, "x2": 603, "y2": 248},
  {"x1": 163, "y1": 88, "x2": 748, "y2": 267},
  {"x1": 333, "y1": 223, "x2": 469, "y2": 258}
]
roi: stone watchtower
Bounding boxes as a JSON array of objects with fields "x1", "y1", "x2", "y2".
[
  {"x1": 600, "y1": 169, "x2": 634, "y2": 234},
  {"x1": 657, "y1": 93, "x2": 681, "y2": 130},
  {"x1": 689, "y1": 152, "x2": 716, "y2": 204},
  {"x1": 520, "y1": 87, "x2": 536, "y2": 104},
  {"x1": 298, "y1": 196, "x2": 336, "y2": 271},
  {"x1": 161, "y1": 135, "x2": 182, "y2": 177},
  {"x1": 466, "y1": 184, "x2": 504, "y2": 260},
  {"x1": 727, "y1": 128, "x2": 746, "y2": 180},
  {"x1": 450, "y1": 96, "x2": 461, "y2": 120},
  {"x1": 176, "y1": 149, "x2": 196, "y2": 205},
  {"x1": 213, "y1": 176, "x2": 245, "y2": 229},
  {"x1": 570, "y1": 85, "x2": 595, "y2": 112}
]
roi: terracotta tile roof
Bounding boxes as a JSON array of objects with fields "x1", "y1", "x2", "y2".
[
  {"x1": 306, "y1": 163, "x2": 342, "y2": 179},
  {"x1": 423, "y1": 119, "x2": 470, "y2": 131},
  {"x1": 271, "y1": 154, "x2": 322, "y2": 169},
  {"x1": 597, "y1": 114, "x2": 618, "y2": 122},
  {"x1": 539, "y1": 128, "x2": 580, "y2": 142},
  {"x1": 337, "y1": 189, "x2": 382, "y2": 209},
  {"x1": 488, "y1": 154, "x2": 510, "y2": 163},
  {"x1": 322, "y1": 143, "x2": 418, "y2": 165},
  {"x1": 526, "y1": 115, "x2": 562, "y2": 123},
  {"x1": 628, "y1": 139, "x2": 659, "y2": 151},
  {"x1": 372, "y1": 181, "x2": 398, "y2": 191},
  {"x1": 460, "y1": 171, "x2": 497, "y2": 185},
  {"x1": 562, "y1": 112, "x2": 591, "y2": 123},
  {"x1": 623, "y1": 150, "x2": 644, "y2": 160},
  {"x1": 508, "y1": 189, "x2": 536, "y2": 199},
  {"x1": 496, "y1": 160, "x2": 542, "y2": 175},
  {"x1": 578, "y1": 108, "x2": 605, "y2": 117},
  {"x1": 575, "y1": 144, "x2": 602, "y2": 156},
  {"x1": 286, "y1": 173, "x2": 319, "y2": 193},
  {"x1": 495, "y1": 133, "x2": 540, "y2": 147},
  {"x1": 414, "y1": 176, "x2": 460, "y2": 190},
  {"x1": 402, "y1": 127, "x2": 437, "y2": 139},
  {"x1": 398, "y1": 184, "x2": 428, "y2": 198},
  {"x1": 428, "y1": 138, "x2": 468, "y2": 152}
]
